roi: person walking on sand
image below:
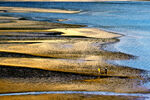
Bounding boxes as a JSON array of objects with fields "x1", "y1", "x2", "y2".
[
  {"x1": 98, "y1": 68, "x2": 101, "y2": 78},
  {"x1": 98, "y1": 67, "x2": 107, "y2": 78},
  {"x1": 105, "y1": 68, "x2": 107, "y2": 75}
]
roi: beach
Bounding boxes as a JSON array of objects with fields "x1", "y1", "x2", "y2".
[{"x1": 0, "y1": 5, "x2": 150, "y2": 100}]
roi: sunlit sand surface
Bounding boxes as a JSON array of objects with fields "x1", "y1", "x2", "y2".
[
  {"x1": 0, "y1": 15, "x2": 149, "y2": 98},
  {"x1": 0, "y1": 16, "x2": 20, "y2": 20},
  {"x1": 0, "y1": 20, "x2": 84, "y2": 30},
  {"x1": 0, "y1": 66, "x2": 149, "y2": 93},
  {"x1": 0, "y1": 7, "x2": 80, "y2": 14},
  {"x1": 0, "y1": 94, "x2": 144, "y2": 100},
  {"x1": 0, "y1": 56, "x2": 142, "y2": 77},
  {"x1": 47, "y1": 28, "x2": 122, "y2": 39}
]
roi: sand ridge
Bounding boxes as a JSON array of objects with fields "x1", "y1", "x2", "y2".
[
  {"x1": 0, "y1": 6, "x2": 80, "y2": 14},
  {"x1": 46, "y1": 28, "x2": 122, "y2": 38}
]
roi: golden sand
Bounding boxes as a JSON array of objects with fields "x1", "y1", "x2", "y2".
[
  {"x1": 0, "y1": 94, "x2": 142, "y2": 100},
  {"x1": 0, "y1": 28, "x2": 121, "y2": 39},
  {"x1": 0, "y1": 20, "x2": 85, "y2": 30},
  {"x1": 0, "y1": 6, "x2": 80, "y2": 14},
  {"x1": 0, "y1": 16, "x2": 121, "y2": 39},
  {"x1": 0, "y1": 76, "x2": 148, "y2": 93},
  {"x1": 0, "y1": 15, "x2": 148, "y2": 95},
  {"x1": 0, "y1": 16, "x2": 20, "y2": 20},
  {"x1": 0, "y1": 56, "x2": 142, "y2": 77},
  {"x1": 46, "y1": 28, "x2": 122, "y2": 38}
]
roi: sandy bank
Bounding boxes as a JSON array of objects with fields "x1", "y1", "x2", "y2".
[
  {"x1": 0, "y1": 65, "x2": 149, "y2": 94},
  {"x1": 47, "y1": 28, "x2": 122, "y2": 39},
  {"x1": 0, "y1": 16, "x2": 20, "y2": 20},
  {"x1": 0, "y1": 40, "x2": 141, "y2": 78},
  {"x1": 0, "y1": 66, "x2": 149, "y2": 93},
  {"x1": 0, "y1": 6, "x2": 80, "y2": 14},
  {"x1": 0, "y1": 20, "x2": 85, "y2": 30},
  {"x1": 0, "y1": 16, "x2": 140, "y2": 78},
  {"x1": 0, "y1": 28, "x2": 121, "y2": 39},
  {"x1": 0, "y1": 16, "x2": 121, "y2": 38},
  {"x1": 0, "y1": 92, "x2": 145, "y2": 100}
]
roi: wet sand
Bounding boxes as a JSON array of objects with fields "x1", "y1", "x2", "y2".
[
  {"x1": 0, "y1": 19, "x2": 84, "y2": 30},
  {"x1": 0, "y1": 9, "x2": 150, "y2": 99}
]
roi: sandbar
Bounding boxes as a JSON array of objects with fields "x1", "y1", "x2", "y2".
[
  {"x1": 0, "y1": 6, "x2": 80, "y2": 14},
  {"x1": 46, "y1": 28, "x2": 122, "y2": 38}
]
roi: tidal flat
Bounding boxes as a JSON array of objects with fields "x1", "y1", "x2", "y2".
[{"x1": 0, "y1": 6, "x2": 150, "y2": 100}]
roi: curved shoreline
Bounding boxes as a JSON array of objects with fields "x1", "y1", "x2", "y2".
[{"x1": 0, "y1": 13, "x2": 149, "y2": 97}]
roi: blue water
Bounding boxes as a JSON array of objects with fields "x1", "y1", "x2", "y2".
[
  {"x1": 0, "y1": 91, "x2": 150, "y2": 98},
  {"x1": 0, "y1": 1, "x2": 150, "y2": 71}
]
